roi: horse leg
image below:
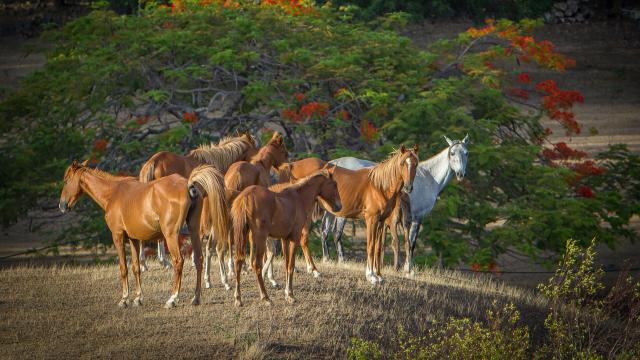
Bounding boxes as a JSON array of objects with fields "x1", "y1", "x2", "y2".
[
  {"x1": 215, "y1": 237, "x2": 231, "y2": 290},
  {"x1": 203, "y1": 234, "x2": 212, "y2": 289},
  {"x1": 364, "y1": 217, "x2": 377, "y2": 285},
  {"x1": 320, "y1": 212, "x2": 332, "y2": 263},
  {"x1": 262, "y1": 238, "x2": 279, "y2": 288},
  {"x1": 404, "y1": 221, "x2": 421, "y2": 274},
  {"x1": 128, "y1": 238, "x2": 144, "y2": 306},
  {"x1": 390, "y1": 222, "x2": 401, "y2": 271},
  {"x1": 251, "y1": 231, "x2": 271, "y2": 305},
  {"x1": 187, "y1": 216, "x2": 203, "y2": 306},
  {"x1": 164, "y1": 232, "x2": 184, "y2": 309},
  {"x1": 139, "y1": 242, "x2": 148, "y2": 272},
  {"x1": 374, "y1": 222, "x2": 385, "y2": 284},
  {"x1": 113, "y1": 232, "x2": 129, "y2": 307},
  {"x1": 300, "y1": 224, "x2": 320, "y2": 278},
  {"x1": 333, "y1": 217, "x2": 347, "y2": 264},
  {"x1": 284, "y1": 237, "x2": 298, "y2": 304},
  {"x1": 379, "y1": 225, "x2": 387, "y2": 270},
  {"x1": 158, "y1": 240, "x2": 171, "y2": 269},
  {"x1": 234, "y1": 251, "x2": 244, "y2": 307}
]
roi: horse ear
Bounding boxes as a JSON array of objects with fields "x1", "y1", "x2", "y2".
[
  {"x1": 71, "y1": 160, "x2": 78, "y2": 168},
  {"x1": 400, "y1": 144, "x2": 407, "y2": 153},
  {"x1": 80, "y1": 159, "x2": 89, "y2": 167},
  {"x1": 444, "y1": 135, "x2": 454, "y2": 146},
  {"x1": 412, "y1": 144, "x2": 419, "y2": 153},
  {"x1": 327, "y1": 163, "x2": 336, "y2": 175},
  {"x1": 463, "y1": 133, "x2": 470, "y2": 144}
]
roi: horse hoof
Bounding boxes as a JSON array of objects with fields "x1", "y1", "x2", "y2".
[
  {"x1": 133, "y1": 298, "x2": 143, "y2": 307},
  {"x1": 270, "y1": 282, "x2": 281, "y2": 289},
  {"x1": 367, "y1": 276, "x2": 377, "y2": 285},
  {"x1": 312, "y1": 270, "x2": 322, "y2": 279},
  {"x1": 285, "y1": 296, "x2": 296, "y2": 304},
  {"x1": 140, "y1": 265, "x2": 148, "y2": 273},
  {"x1": 191, "y1": 297, "x2": 200, "y2": 306},
  {"x1": 223, "y1": 283, "x2": 231, "y2": 291},
  {"x1": 234, "y1": 299, "x2": 243, "y2": 307},
  {"x1": 377, "y1": 277, "x2": 385, "y2": 285},
  {"x1": 118, "y1": 299, "x2": 129, "y2": 308},
  {"x1": 262, "y1": 298, "x2": 272, "y2": 306},
  {"x1": 164, "y1": 300, "x2": 177, "y2": 309},
  {"x1": 205, "y1": 282, "x2": 212, "y2": 289}
]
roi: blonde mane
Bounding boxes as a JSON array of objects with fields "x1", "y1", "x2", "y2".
[
  {"x1": 188, "y1": 135, "x2": 255, "y2": 172},
  {"x1": 368, "y1": 149, "x2": 411, "y2": 191}
]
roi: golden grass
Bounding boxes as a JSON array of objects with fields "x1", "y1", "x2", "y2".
[{"x1": 0, "y1": 259, "x2": 548, "y2": 359}]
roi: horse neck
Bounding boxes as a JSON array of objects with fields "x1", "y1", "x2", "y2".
[
  {"x1": 372, "y1": 158, "x2": 406, "y2": 200},
  {"x1": 252, "y1": 146, "x2": 277, "y2": 170},
  {"x1": 418, "y1": 147, "x2": 453, "y2": 194},
  {"x1": 79, "y1": 170, "x2": 119, "y2": 210},
  {"x1": 295, "y1": 176, "x2": 325, "y2": 211}
]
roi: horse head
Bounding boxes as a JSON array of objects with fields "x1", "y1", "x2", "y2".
[
  {"x1": 399, "y1": 144, "x2": 419, "y2": 194},
  {"x1": 265, "y1": 131, "x2": 289, "y2": 167},
  {"x1": 444, "y1": 134, "x2": 469, "y2": 181},
  {"x1": 59, "y1": 159, "x2": 89, "y2": 213},
  {"x1": 319, "y1": 164, "x2": 342, "y2": 212}
]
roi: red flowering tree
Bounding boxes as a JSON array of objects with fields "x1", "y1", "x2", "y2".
[{"x1": 0, "y1": 3, "x2": 637, "y2": 266}]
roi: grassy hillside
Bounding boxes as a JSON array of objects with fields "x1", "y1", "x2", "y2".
[{"x1": 0, "y1": 260, "x2": 547, "y2": 358}]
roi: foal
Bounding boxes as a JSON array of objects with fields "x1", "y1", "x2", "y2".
[
  {"x1": 231, "y1": 167, "x2": 342, "y2": 306},
  {"x1": 202, "y1": 132, "x2": 288, "y2": 289},
  {"x1": 59, "y1": 161, "x2": 229, "y2": 308}
]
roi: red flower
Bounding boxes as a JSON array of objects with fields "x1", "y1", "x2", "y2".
[
  {"x1": 293, "y1": 92, "x2": 305, "y2": 103},
  {"x1": 360, "y1": 119, "x2": 378, "y2": 142},
  {"x1": 182, "y1": 112, "x2": 198, "y2": 124},
  {"x1": 337, "y1": 110, "x2": 349, "y2": 121},
  {"x1": 93, "y1": 139, "x2": 108, "y2": 152},
  {"x1": 471, "y1": 262, "x2": 481, "y2": 272},
  {"x1": 576, "y1": 185, "x2": 595, "y2": 198},
  {"x1": 518, "y1": 72, "x2": 531, "y2": 84},
  {"x1": 283, "y1": 108, "x2": 302, "y2": 123}
]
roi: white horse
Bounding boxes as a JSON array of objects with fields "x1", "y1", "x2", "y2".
[{"x1": 320, "y1": 135, "x2": 469, "y2": 273}]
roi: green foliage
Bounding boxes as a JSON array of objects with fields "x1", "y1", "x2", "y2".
[
  {"x1": 347, "y1": 302, "x2": 530, "y2": 359},
  {"x1": 537, "y1": 239, "x2": 640, "y2": 359},
  {"x1": 323, "y1": 0, "x2": 554, "y2": 21}
]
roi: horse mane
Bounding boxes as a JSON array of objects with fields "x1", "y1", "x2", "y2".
[
  {"x1": 367, "y1": 149, "x2": 408, "y2": 191},
  {"x1": 76, "y1": 166, "x2": 135, "y2": 181},
  {"x1": 188, "y1": 135, "x2": 254, "y2": 171},
  {"x1": 269, "y1": 171, "x2": 326, "y2": 192}
]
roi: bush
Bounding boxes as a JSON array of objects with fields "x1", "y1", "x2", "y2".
[{"x1": 347, "y1": 302, "x2": 530, "y2": 359}]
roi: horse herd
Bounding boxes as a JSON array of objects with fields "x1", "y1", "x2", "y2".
[{"x1": 58, "y1": 132, "x2": 469, "y2": 308}]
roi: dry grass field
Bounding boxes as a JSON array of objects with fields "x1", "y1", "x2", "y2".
[{"x1": 0, "y1": 260, "x2": 547, "y2": 359}]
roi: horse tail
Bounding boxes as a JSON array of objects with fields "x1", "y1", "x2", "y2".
[
  {"x1": 139, "y1": 157, "x2": 156, "y2": 183},
  {"x1": 188, "y1": 165, "x2": 230, "y2": 247},
  {"x1": 231, "y1": 192, "x2": 250, "y2": 262}
]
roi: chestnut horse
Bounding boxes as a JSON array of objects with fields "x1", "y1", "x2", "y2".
[
  {"x1": 138, "y1": 133, "x2": 257, "y2": 270},
  {"x1": 201, "y1": 132, "x2": 289, "y2": 289},
  {"x1": 59, "y1": 161, "x2": 229, "y2": 308},
  {"x1": 231, "y1": 167, "x2": 342, "y2": 306},
  {"x1": 273, "y1": 157, "x2": 326, "y2": 183},
  {"x1": 318, "y1": 145, "x2": 418, "y2": 284}
]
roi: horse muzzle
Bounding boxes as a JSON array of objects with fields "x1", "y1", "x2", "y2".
[
  {"x1": 455, "y1": 172, "x2": 465, "y2": 181},
  {"x1": 333, "y1": 201, "x2": 342, "y2": 213},
  {"x1": 59, "y1": 201, "x2": 68, "y2": 214}
]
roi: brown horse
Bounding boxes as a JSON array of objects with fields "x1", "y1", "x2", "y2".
[
  {"x1": 59, "y1": 161, "x2": 229, "y2": 308},
  {"x1": 201, "y1": 132, "x2": 289, "y2": 289},
  {"x1": 274, "y1": 157, "x2": 326, "y2": 183},
  {"x1": 318, "y1": 145, "x2": 418, "y2": 284},
  {"x1": 138, "y1": 133, "x2": 256, "y2": 270},
  {"x1": 231, "y1": 167, "x2": 342, "y2": 306}
]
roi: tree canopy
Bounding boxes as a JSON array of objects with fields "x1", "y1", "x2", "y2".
[{"x1": 1, "y1": 0, "x2": 638, "y2": 267}]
